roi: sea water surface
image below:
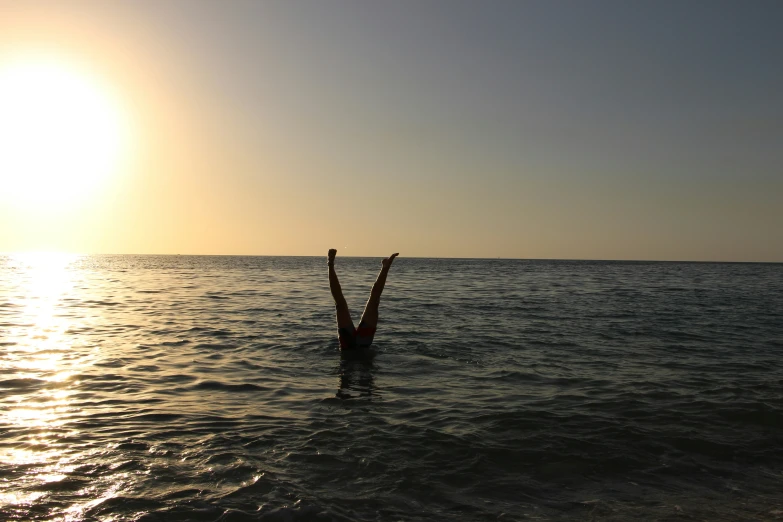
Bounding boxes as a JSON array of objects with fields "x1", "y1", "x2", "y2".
[{"x1": 1, "y1": 255, "x2": 782, "y2": 521}]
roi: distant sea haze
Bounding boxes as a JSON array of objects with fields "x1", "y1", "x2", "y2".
[{"x1": 1, "y1": 255, "x2": 781, "y2": 521}]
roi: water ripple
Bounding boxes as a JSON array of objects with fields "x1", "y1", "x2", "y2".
[{"x1": 0, "y1": 255, "x2": 781, "y2": 520}]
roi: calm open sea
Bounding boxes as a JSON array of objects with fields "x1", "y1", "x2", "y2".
[{"x1": 1, "y1": 255, "x2": 782, "y2": 521}]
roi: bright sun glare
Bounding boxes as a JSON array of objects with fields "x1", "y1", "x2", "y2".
[{"x1": 0, "y1": 53, "x2": 128, "y2": 208}]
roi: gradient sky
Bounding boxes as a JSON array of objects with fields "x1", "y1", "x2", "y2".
[{"x1": 1, "y1": 0, "x2": 781, "y2": 260}]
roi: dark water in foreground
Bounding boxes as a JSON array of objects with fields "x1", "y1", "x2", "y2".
[{"x1": 1, "y1": 255, "x2": 782, "y2": 521}]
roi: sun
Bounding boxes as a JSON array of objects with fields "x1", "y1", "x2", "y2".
[{"x1": 0, "y1": 53, "x2": 129, "y2": 208}]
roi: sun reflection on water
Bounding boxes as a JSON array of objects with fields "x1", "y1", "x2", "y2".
[
  {"x1": 0, "y1": 253, "x2": 89, "y2": 515},
  {"x1": 8, "y1": 252, "x2": 78, "y2": 336}
]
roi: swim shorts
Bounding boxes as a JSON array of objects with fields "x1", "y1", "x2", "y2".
[{"x1": 338, "y1": 322, "x2": 376, "y2": 350}]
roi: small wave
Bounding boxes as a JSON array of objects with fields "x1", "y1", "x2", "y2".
[
  {"x1": 194, "y1": 343, "x2": 238, "y2": 350},
  {"x1": 110, "y1": 460, "x2": 146, "y2": 472},
  {"x1": 160, "y1": 339, "x2": 190, "y2": 346},
  {"x1": 237, "y1": 360, "x2": 265, "y2": 371},
  {"x1": 130, "y1": 413, "x2": 184, "y2": 422},
  {"x1": 137, "y1": 508, "x2": 223, "y2": 522},
  {"x1": 160, "y1": 373, "x2": 198, "y2": 383},
  {"x1": 155, "y1": 488, "x2": 207, "y2": 501},
  {"x1": 131, "y1": 365, "x2": 161, "y2": 372},
  {"x1": 0, "y1": 377, "x2": 46, "y2": 390},
  {"x1": 31, "y1": 476, "x2": 91, "y2": 492},
  {"x1": 95, "y1": 359, "x2": 128, "y2": 368},
  {"x1": 192, "y1": 381, "x2": 268, "y2": 392},
  {"x1": 220, "y1": 473, "x2": 276, "y2": 499},
  {"x1": 114, "y1": 441, "x2": 150, "y2": 451},
  {"x1": 212, "y1": 329, "x2": 234, "y2": 337},
  {"x1": 84, "y1": 300, "x2": 121, "y2": 307},
  {"x1": 84, "y1": 496, "x2": 166, "y2": 519}
]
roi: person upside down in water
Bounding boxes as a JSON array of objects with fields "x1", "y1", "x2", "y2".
[{"x1": 327, "y1": 249, "x2": 398, "y2": 350}]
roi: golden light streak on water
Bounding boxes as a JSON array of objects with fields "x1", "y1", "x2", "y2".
[
  {"x1": 0, "y1": 253, "x2": 92, "y2": 515},
  {"x1": 9, "y1": 251, "x2": 78, "y2": 343}
]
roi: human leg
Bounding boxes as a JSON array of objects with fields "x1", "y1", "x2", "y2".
[
  {"x1": 358, "y1": 253, "x2": 398, "y2": 331},
  {"x1": 328, "y1": 249, "x2": 356, "y2": 349}
]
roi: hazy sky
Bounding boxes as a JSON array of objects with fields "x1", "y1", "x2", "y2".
[{"x1": 1, "y1": 0, "x2": 781, "y2": 260}]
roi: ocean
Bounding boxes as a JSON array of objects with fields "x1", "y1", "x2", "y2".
[{"x1": 1, "y1": 254, "x2": 781, "y2": 521}]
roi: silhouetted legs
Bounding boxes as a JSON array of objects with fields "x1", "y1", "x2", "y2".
[{"x1": 328, "y1": 250, "x2": 399, "y2": 350}]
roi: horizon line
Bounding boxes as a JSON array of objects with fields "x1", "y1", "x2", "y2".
[{"x1": 2, "y1": 252, "x2": 781, "y2": 264}]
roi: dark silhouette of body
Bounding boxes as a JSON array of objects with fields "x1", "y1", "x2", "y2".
[{"x1": 327, "y1": 249, "x2": 398, "y2": 350}]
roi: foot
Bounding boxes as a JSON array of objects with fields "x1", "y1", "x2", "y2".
[
  {"x1": 328, "y1": 248, "x2": 337, "y2": 266},
  {"x1": 382, "y1": 253, "x2": 399, "y2": 268}
]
